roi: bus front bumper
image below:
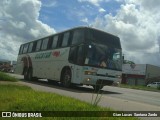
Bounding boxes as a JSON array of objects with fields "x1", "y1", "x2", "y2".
[{"x1": 83, "y1": 75, "x2": 121, "y2": 86}]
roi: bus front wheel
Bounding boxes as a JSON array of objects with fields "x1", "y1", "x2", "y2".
[
  {"x1": 62, "y1": 69, "x2": 71, "y2": 88},
  {"x1": 92, "y1": 85, "x2": 103, "y2": 92}
]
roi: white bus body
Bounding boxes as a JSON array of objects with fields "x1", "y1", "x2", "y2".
[{"x1": 15, "y1": 27, "x2": 122, "y2": 91}]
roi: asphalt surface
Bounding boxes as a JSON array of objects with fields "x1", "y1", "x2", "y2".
[{"x1": 5, "y1": 73, "x2": 160, "y2": 120}]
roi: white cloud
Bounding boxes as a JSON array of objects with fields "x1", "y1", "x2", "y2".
[
  {"x1": 91, "y1": 1, "x2": 160, "y2": 66},
  {"x1": 78, "y1": 0, "x2": 110, "y2": 6},
  {"x1": 0, "y1": 0, "x2": 55, "y2": 60},
  {"x1": 81, "y1": 18, "x2": 89, "y2": 23},
  {"x1": 42, "y1": 0, "x2": 57, "y2": 8},
  {"x1": 99, "y1": 8, "x2": 106, "y2": 13}
]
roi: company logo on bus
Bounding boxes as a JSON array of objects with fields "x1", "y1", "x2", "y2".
[{"x1": 52, "y1": 51, "x2": 60, "y2": 57}]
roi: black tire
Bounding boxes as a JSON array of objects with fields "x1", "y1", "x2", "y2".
[
  {"x1": 92, "y1": 85, "x2": 103, "y2": 92},
  {"x1": 32, "y1": 77, "x2": 38, "y2": 81},
  {"x1": 24, "y1": 68, "x2": 28, "y2": 80},
  {"x1": 27, "y1": 69, "x2": 32, "y2": 81},
  {"x1": 24, "y1": 68, "x2": 32, "y2": 81},
  {"x1": 62, "y1": 69, "x2": 71, "y2": 87}
]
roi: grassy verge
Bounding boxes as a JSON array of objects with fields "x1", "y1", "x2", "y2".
[
  {"x1": 0, "y1": 73, "x2": 139, "y2": 119},
  {"x1": 0, "y1": 84, "x2": 139, "y2": 120},
  {"x1": 120, "y1": 84, "x2": 160, "y2": 92},
  {"x1": 0, "y1": 72, "x2": 18, "y2": 82}
]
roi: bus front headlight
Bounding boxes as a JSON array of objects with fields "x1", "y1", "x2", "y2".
[{"x1": 84, "y1": 71, "x2": 96, "y2": 75}]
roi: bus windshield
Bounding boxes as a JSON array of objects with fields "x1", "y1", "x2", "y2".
[
  {"x1": 84, "y1": 28, "x2": 122, "y2": 71},
  {"x1": 85, "y1": 43, "x2": 122, "y2": 71}
]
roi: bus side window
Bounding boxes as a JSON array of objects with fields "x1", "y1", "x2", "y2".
[
  {"x1": 47, "y1": 36, "x2": 53, "y2": 49},
  {"x1": 23, "y1": 44, "x2": 29, "y2": 54},
  {"x1": 32, "y1": 41, "x2": 37, "y2": 52},
  {"x1": 61, "y1": 32, "x2": 70, "y2": 47},
  {"x1": 71, "y1": 29, "x2": 84, "y2": 45},
  {"x1": 69, "y1": 46, "x2": 78, "y2": 64},
  {"x1": 19, "y1": 45, "x2": 24, "y2": 54},
  {"x1": 41, "y1": 38, "x2": 49, "y2": 50},
  {"x1": 52, "y1": 35, "x2": 58, "y2": 49},
  {"x1": 36, "y1": 40, "x2": 42, "y2": 51},
  {"x1": 69, "y1": 46, "x2": 84, "y2": 65},
  {"x1": 28, "y1": 42, "x2": 33, "y2": 53}
]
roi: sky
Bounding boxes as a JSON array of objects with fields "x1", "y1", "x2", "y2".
[{"x1": 0, "y1": 0, "x2": 160, "y2": 66}]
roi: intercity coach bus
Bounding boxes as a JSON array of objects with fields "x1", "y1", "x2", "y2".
[{"x1": 15, "y1": 26, "x2": 122, "y2": 91}]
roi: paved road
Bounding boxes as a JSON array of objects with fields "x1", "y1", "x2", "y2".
[
  {"x1": 6, "y1": 73, "x2": 160, "y2": 119},
  {"x1": 102, "y1": 86, "x2": 160, "y2": 107}
]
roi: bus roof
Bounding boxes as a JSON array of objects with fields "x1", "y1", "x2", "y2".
[{"x1": 21, "y1": 26, "x2": 119, "y2": 45}]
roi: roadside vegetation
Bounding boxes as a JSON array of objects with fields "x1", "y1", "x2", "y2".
[
  {"x1": 0, "y1": 72, "x2": 139, "y2": 120},
  {"x1": 0, "y1": 72, "x2": 18, "y2": 82},
  {"x1": 120, "y1": 84, "x2": 160, "y2": 92},
  {"x1": 0, "y1": 84, "x2": 139, "y2": 120}
]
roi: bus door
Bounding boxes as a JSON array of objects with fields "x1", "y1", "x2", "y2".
[
  {"x1": 69, "y1": 45, "x2": 84, "y2": 84},
  {"x1": 73, "y1": 64, "x2": 83, "y2": 84}
]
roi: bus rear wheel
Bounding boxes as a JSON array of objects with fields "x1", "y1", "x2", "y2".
[
  {"x1": 24, "y1": 68, "x2": 32, "y2": 81},
  {"x1": 62, "y1": 69, "x2": 71, "y2": 88},
  {"x1": 27, "y1": 69, "x2": 32, "y2": 81},
  {"x1": 24, "y1": 68, "x2": 28, "y2": 80}
]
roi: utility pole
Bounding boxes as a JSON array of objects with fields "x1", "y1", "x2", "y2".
[{"x1": 122, "y1": 54, "x2": 125, "y2": 64}]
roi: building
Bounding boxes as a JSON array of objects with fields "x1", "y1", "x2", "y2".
[
  {"x1": 0, "y1": 59, "x2": 16, "y2": 73},
  {"x1": 122, "y1": 64, "x2": 160, "y2": 86}
]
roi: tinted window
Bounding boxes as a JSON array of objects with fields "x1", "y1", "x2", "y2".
[
  {"x1": 52, "y1": 35, "x2": 58, "y2": 49},
  {"x1": 69, "y1": 45, "x2": 84, "y2": 65},
  {"x1": 19, "y1": 45, "x2": 24, "y2": 54},
  {"x1": 88, "y1": 29, "x2": 121, "y2": 49},
  {"x1": 77, "y1": 46, "x2": 84, "y2": 65},
  {"x1": 23, "y1": 44, "x2": 29, "y2": 53},
  {"x1": 62, "y1": 32, "x2": 70, "y2": 47},
  {"x1": 41, "y1": 38, "x2": 49, "y2": 50},
  {"x1": 32, "y1": 41, "x2": 37, "y2": 52},
  {"x1": 47, "y1": 37, "x2": 53, "y2": 49},
  {"x1": 69, "y1": 46, "x2": 78, "y2": 63},
  {"x1": 85, "y1": 43, "x2": 122, "y2": 70},
  {"x1": 72, "y1": 29, "x2": 84, "y2": 45},
  {"x1": 28, "y1": 42, "x2": 33, "y2": 53},
  {"x1": 36, "y1": 40, "x2": 42, "y2": 51}
]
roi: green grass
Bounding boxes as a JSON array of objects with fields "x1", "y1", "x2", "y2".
[
  {"x1": 120, "y1": 84, "x2": 160, "y2": 92},
  {"x1": 0, "y1": 84, "x2": 139, "y2": 120},
  {"x1": 0, "y1": 72, "x2": 18, "y2": 82},
  {"x1": 0, "y1": 73, "x2": 139, "y2": 119}
]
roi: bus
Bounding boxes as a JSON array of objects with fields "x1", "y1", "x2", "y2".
[{"x1": 15, "y1": 26, "x2": 122, "y2": 91}]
